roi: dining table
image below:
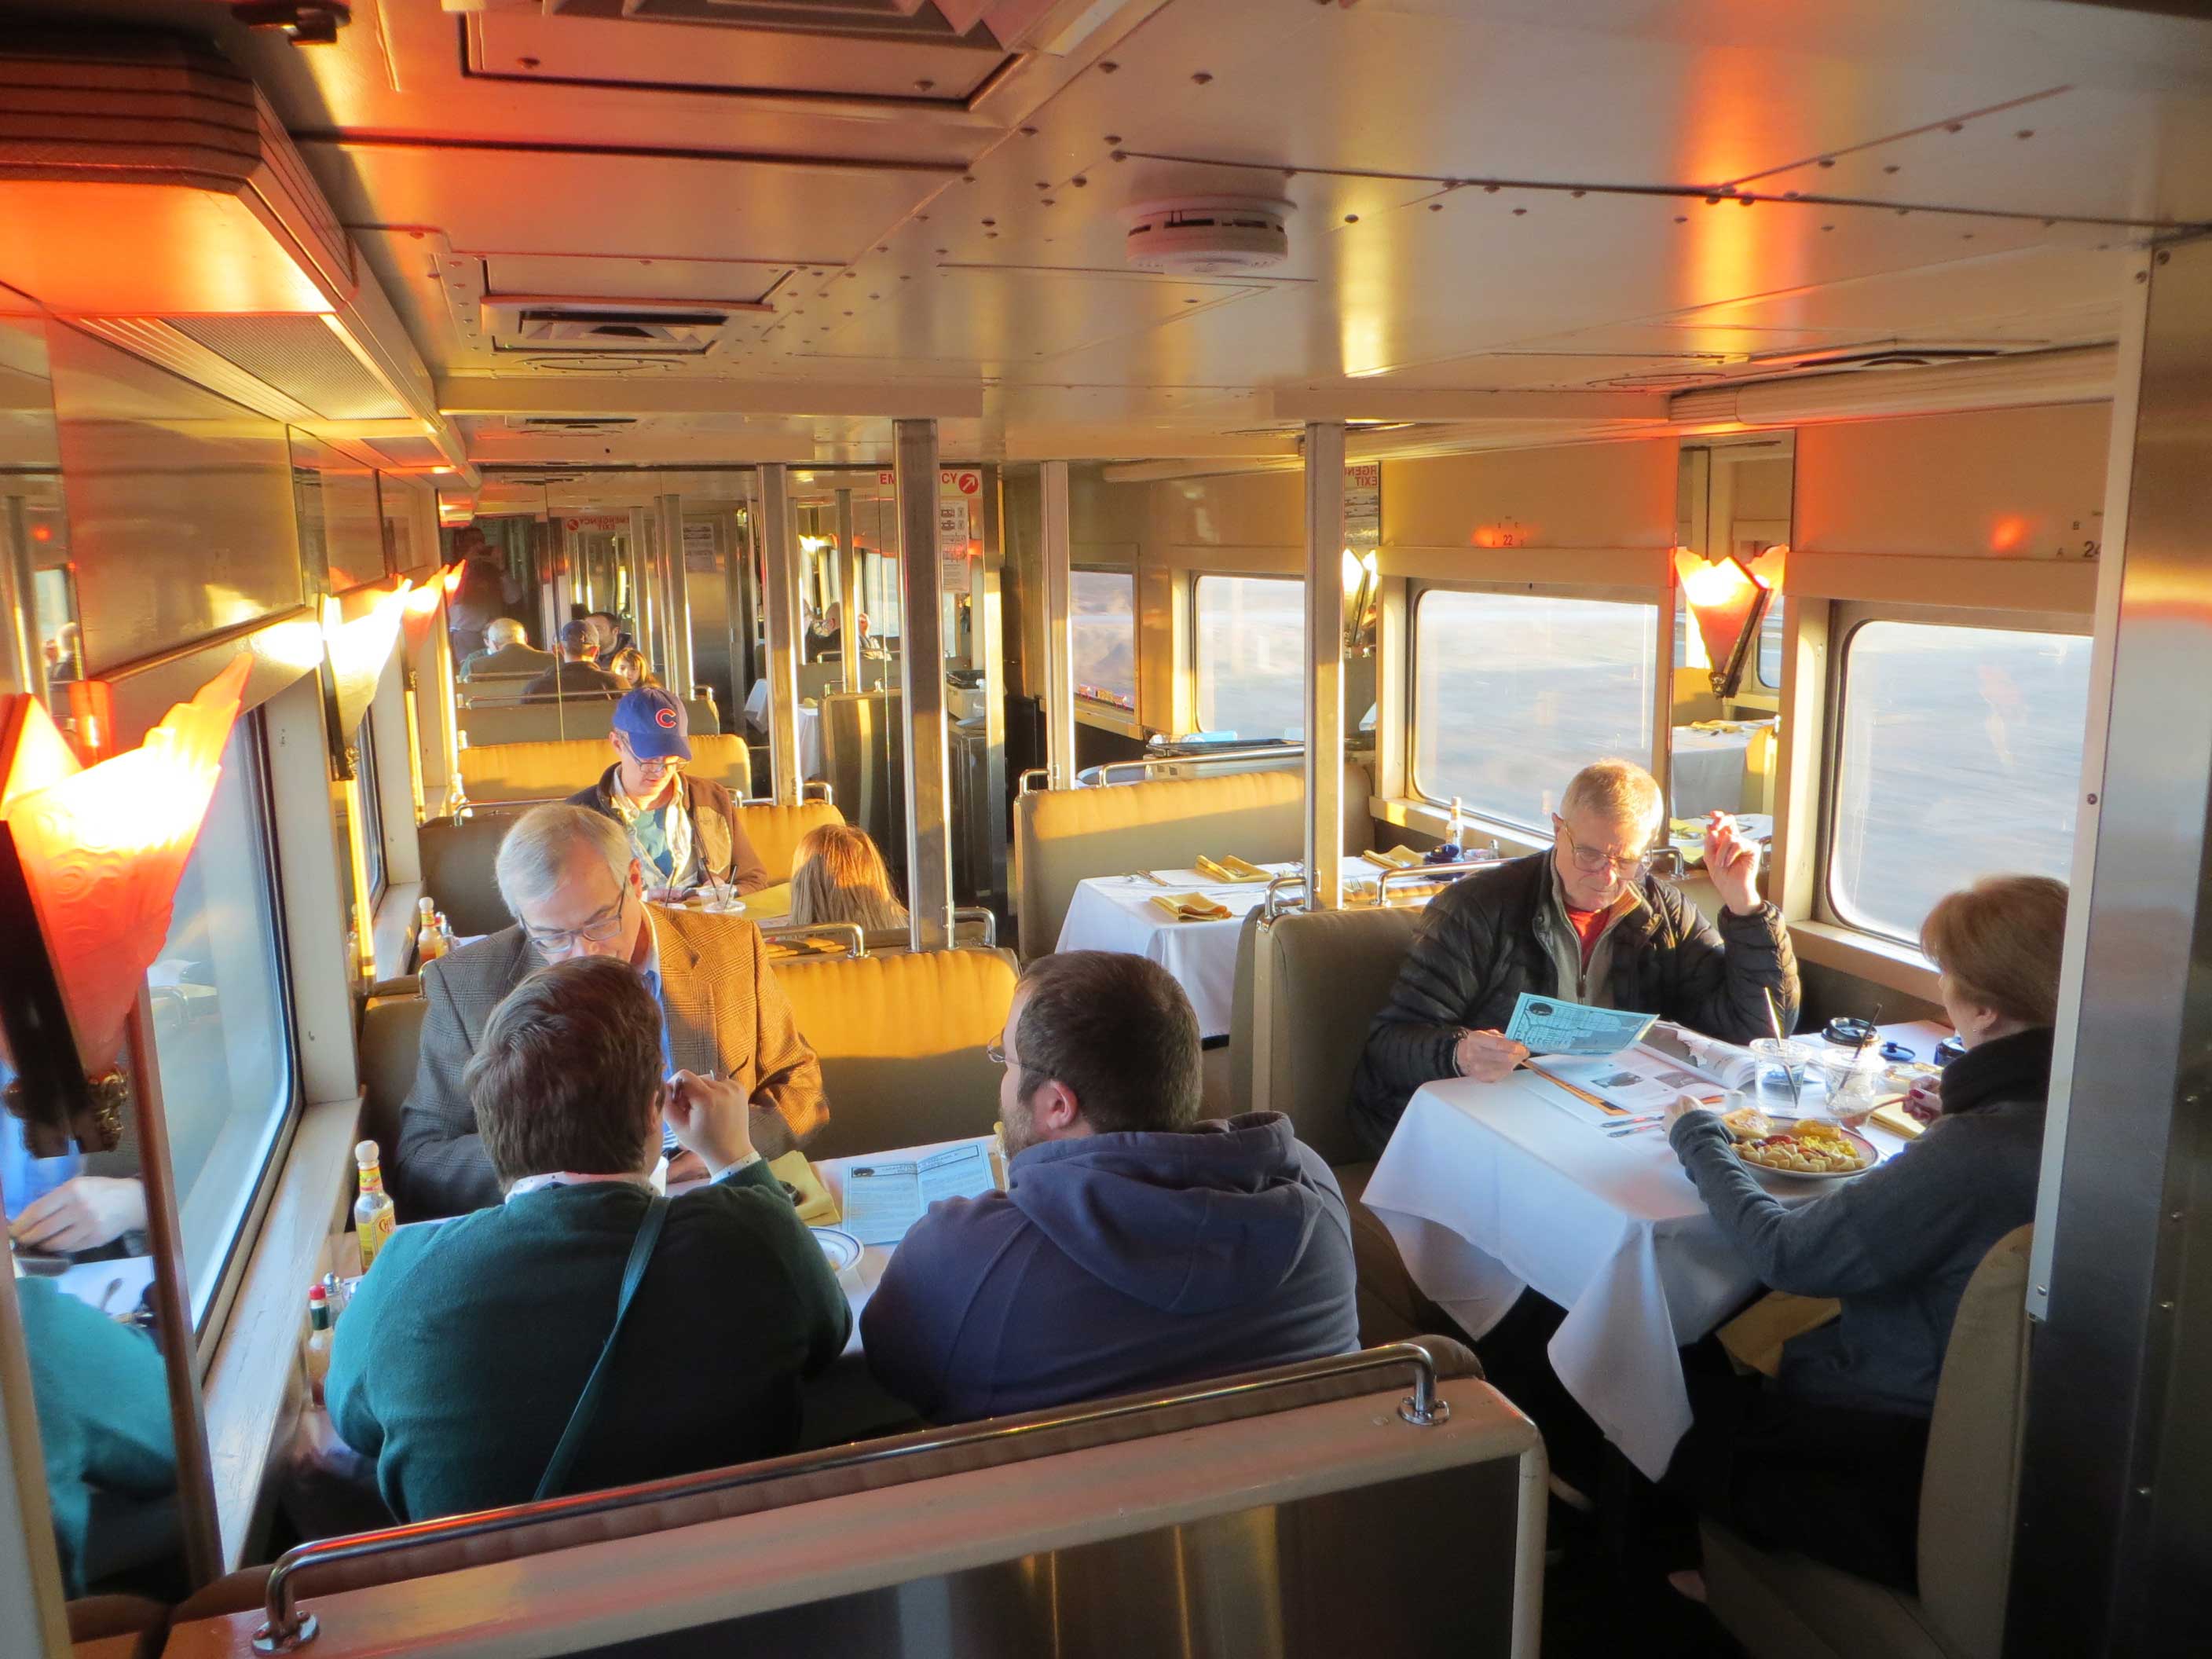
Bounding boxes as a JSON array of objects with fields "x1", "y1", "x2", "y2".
[
  {"x1": 742, "y1": 679, "x2": 824, "y2": 780},
  {"x1": 1668, "y1": 720, "x2": 1775, "y2": 819},
  {"x1": 1357, "y1": 1020, "x2": 1943, "y2": 1480},
  {"x1": 1052, "y1": 864, "x2": 1300, "y2": 1041}
]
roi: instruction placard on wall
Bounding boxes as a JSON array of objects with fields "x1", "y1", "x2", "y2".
[
  {"x1": 939, "y1": 496, "x2": 971, "y2": 591},
  {"x1": 1345, "y1": 463, "x2": 1382, "y2": 551}
]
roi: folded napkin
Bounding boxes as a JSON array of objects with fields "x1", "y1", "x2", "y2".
[
  {"x1": 1151, "y1": 892, "x2": 1233, "y2": 922},
  {"x1": 1869, "y1": 1099, "x2": 1928, "y2": 1141},
  {"x1": 1690, "y1": 719, "x2": 1749, "y2": 734},
  {"x1": 768, "y1": 1150, "x2": 840, "y2": 1225},
  {"x1": 1716, "y1": 1291, "x2": 1842, "y2": 1378},
  {"x1": 1194, "y1": 854, "x2": 1271, "y2": 883},
  {"x1": 1360, "y1": 846, "x2": 1426, "y2": 870}
]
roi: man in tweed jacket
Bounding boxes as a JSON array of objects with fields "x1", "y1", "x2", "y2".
[{"x1": 394, "y1": 806, "x2": 826, "y2": 1218}]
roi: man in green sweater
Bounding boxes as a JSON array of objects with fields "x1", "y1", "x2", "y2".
[{"x1": 328, "y1": 955, "x2": 851, "y2": 1522}]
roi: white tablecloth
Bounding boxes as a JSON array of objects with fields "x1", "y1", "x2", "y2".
[
  {"x1": 1668, "y1": 723, "x2": 1774, "y2": 819},
  {"x1": 1361, "y1": 1065, "x2": 1909, "y2": 1480},
  {"x1": 742, "y1": 680, "x2": 823, "y2": 780},
  {"x1": 1053, "y1": 868, "x2": 1295, "y2": 1039}
]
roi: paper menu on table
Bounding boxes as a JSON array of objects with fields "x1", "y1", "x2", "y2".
[
  {"x1": 1503, "y1": 993, "x2": 1658, "y2": 1057},
  {"x1": 1521, "y1": 1043, "x2": 1730, "y2": 1128},
  {"x1": 841, "y1": 1142, "x2": 998, "y2": 1246}
]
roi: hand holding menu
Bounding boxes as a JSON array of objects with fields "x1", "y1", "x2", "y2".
[
  {"x1": 1504, "y1": 992, "x2": 1657, "y2": 1057},
  {"x1": 843, "y1": 1142, "x2": 998, "y2": 1245}
]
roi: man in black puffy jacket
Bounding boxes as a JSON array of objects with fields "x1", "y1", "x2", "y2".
[{"x1": 1352, "y1": 759, "x2": 1798, "y2": 1155}]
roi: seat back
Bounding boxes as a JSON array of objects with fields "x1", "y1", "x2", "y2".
[
  {"x1": 1916, "y1": 1225, "x2": 2034, "y2": 1659},
  {"x1": 460, "y1": 733, "x2": 757, "y2": 805},
  {"x1": 736, "y1": 799, "x2": 846, "y2": 884},
  {"x1": 459, "y1": 694, "x2": 721, "y2": 747},
  {"x1": 1013, "y1": 764, "x2": 1370, "y2": 961},
  {"x1": 1231, "y1": 905, "x2": 1426, "y2": 1166},
  {"x1": 770, "y1": 947, "x2": 1016, "y2": 1159},
  {"x1": 416, "y1": 811, "x2": 522, "y2": 939},
  {"x1": 1738, "y1": 723, "x2": 1778, "y2": 815},
  {"x1": 357, "y1": 995, "x2": 428, "y2": 1155}
]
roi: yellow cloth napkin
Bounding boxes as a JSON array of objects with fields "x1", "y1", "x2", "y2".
[
  {"x1": 1194, "y1": 855, "x2": 1269, "y2": 883},
  {"x1": 1717, "y1": 1291, "x2": 1842, "y2": 1378},
  {"x1": 1870, "y1": 1100, "x2": 1928, "y2": 1141},
  {"x1": 1150, "y1": 892, "x2": 1233, "y2": 922},
  {"x1": 1360, "y1": 846, "x2": 1425, "y2": 870},
  {"x1": 1690, "y1": 719, "x2": 1749, "y2": 734},
  {"x1": 768, "y1": 1150, "x2": 839, "y2": 1225}
]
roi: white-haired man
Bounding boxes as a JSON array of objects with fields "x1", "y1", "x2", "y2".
[
  {"x1": 1353, "y1": 759, "x2": 1798, "y2": 1154},
  {"x1": 458, "y1": 617, "x2": 555, "y2": 684},
  {"x1": 392, "y1": 805, "x2": 826, "y2": 1218}
]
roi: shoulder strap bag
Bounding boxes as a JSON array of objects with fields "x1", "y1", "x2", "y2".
[{"x1": 534, "y1": 1194, "x2": 670, "y2": 1502}]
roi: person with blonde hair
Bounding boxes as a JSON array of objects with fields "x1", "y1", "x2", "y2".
[
  {"x1": 788, "y1": 824, "x2": 908, "y2": 933},
  {"x1": 1354, "y1": 757, "x2": 1797, "y2": 1153},
  {"x1": 1657, "y1": 872, "x2": 2067, "y2": 1588},
  {"x1": 607, "y1": 646, "x2": 657, "y2": 690}
]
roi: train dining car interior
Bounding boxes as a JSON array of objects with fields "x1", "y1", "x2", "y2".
[{"x1": 2, "y1": 1, "x2": 2210, "y2": 1655}]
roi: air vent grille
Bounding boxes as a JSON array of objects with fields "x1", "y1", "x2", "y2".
[
  {"x1": 548, "y1": 0, "x2": 994, "y2": 46},
  {"x1": 167, "y1": 315, "x2": 402, "y2": 419}
]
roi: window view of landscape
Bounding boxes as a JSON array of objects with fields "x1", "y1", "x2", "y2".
[
  {"x1": 1415, "y1": 590, "x2": 1657, "y2": 829},
  {"x1": 1195, "y1": 574, "x2": 1304, "y2": 738},
  {"x1": 1830, "y1": 621, "x2": 2090, "y2": 943},
  {"x1": 1071, "y1": 569, "x2": 1137, "y2": 711}
]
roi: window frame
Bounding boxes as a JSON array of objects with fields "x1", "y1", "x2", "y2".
[
  {"x1": 152, "y1": 710, "x2": 304, "y2": 1369},
  {"x1": 1189, "y1": 570, "x2": 1306, "y2": 740},
  {"x1": 1070, "y1": 563, "x2": 1140, "y2": 715},
  {"x1": 354, "y1": 712, "x2": 386, "y2": 909},
  {"x1": 1815, "y1": 598, "x2": 2093, "y2": 949},
  {"x1": 1406, "y1": 577, "x2": 1668, "y2": 833}
]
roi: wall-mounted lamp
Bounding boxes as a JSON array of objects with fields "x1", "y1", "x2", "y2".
[
  {"x1": 0, "y1": 654, "x2": 251, "y2": 1152},
  {"x1": 1675, "y1": 544, "x2": 1785, "y2": 700}
]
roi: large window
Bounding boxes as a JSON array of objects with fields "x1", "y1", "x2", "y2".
[
  {"x1": 1194, "y1": 575, "x2": 1303, "y2": 738},
  {"x1": 1071, "y1": 569, "x2": 1137, "y2": 712},
  {"x1": 1829, "y1": 620, "x2": 2090, "y2": 944},
  {"x1": 1415, "y1": 588, "x2": 1657, "y2": 830},
  {"x1": 151, "y1": 716, "x2": 297, "y2": 1328}
]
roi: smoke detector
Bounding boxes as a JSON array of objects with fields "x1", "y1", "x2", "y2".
[{"x1": 1122, "y1": 196, "x2": 1294, "y2": 275}]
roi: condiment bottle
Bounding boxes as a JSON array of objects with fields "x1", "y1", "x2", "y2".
[
  {"x1": 353, "y1": 1140, "x2": 397, "y2": 1271},
  {"x1": 303, "y1": 1284, "x2": 334, "y2": 1404},
  {"x1": 416, "y1": 897, "x2": 445, "y2": 964}
]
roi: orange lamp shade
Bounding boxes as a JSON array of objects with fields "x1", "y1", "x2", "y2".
[
  {"x1": 326, "y1": 584, "x2": 412, "y2": 738},
  {"x1": 0, "y1": 651, "x2": 251, "y2": 1075},
  {"x1": 401, "y1": 568, "x2": 452, "y2": 652},
  {"x1": 1675, "y1": 544, "x2": 1785, "y2": 692}
]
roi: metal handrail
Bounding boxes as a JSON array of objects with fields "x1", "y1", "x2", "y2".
[
  {"x1": 1016, "y1": 767, "x2": 1052, "y2": 796},
  {"x1": 764, "y1": 921, "x2": 865, "y2": 958},
  {"x1": 951, "y1": 906, "x2": 998, "y2": 949},
  {"x1": 1262, "y1": 872, "x2": 1310, "y2": 921},
  {"x1": 803, "y1": 779, "x2": 836, "y2": 806},
  {"x1": 1077, "y1": 743, "x2": 1302, "y2": 788},
  {"x1": 251, "y1": 1342, "x2": 1451, "y2": 1650},
  {"x1": 1372, "y1": 857, "x2": 1496, "y2": 905}
]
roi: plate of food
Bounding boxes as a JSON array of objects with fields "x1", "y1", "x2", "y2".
[
  {"x1": 811, "y1": 1226, "x2": 862, "y2": 1273},
  {"x1": 1722, "y1": 1107, "x2": 1877, "y2": 1180}
]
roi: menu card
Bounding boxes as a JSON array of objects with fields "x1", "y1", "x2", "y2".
[{"x1": 843, "y1": 1142, "x2": 998, "y2": 1245}]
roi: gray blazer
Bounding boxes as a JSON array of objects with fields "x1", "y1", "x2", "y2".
[
  {"x1": 392, "y1": 910, "x2": 828, "y2": 1219},
  {"x1": 460, "y1": 642, "x2": 555, "y2": 683}
]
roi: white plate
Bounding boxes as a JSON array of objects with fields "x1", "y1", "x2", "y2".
[
  {"x1": 811, "y1": 1226, "x2": 862, "y2": 1272},
  {"x1": 1734, "y1": 1121, "x2": 1880, "y2": 1181}
]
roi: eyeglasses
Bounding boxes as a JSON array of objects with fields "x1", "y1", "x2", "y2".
[
  {"x1": 524, "y1": 884, "x2": 628, "y2": 954},
  {"x1": 1553, "y1": 817, "x2": 1658, "y2": 878},
  {"x1": 985, "y1": 1041, "x2": 1013, "y2": 1068}
]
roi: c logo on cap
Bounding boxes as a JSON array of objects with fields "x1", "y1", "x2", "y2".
[{"x1": 655, "y1": 707, "x2": 678, "y2": 730}]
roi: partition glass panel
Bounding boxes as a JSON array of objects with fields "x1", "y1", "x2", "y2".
[
  {"x1": 1072, "y1": 568, "x2": 1137, "y2": 712},
  {"x1": 1194, "y1": 574, "x2": 1303, "y2": 738}
]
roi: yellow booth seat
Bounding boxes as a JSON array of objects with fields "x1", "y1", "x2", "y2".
[
  {"x1": 736, "y1": 799, "x2": 844, "y2": 884},
  {"x1": 460, "y1": 732, "x2": 757, "y2": 806},
  {"x1": 1013, "y1": 763, "x2": 1370, "y2": 961},
  {"x1": 773, "y1": 947, "x2": 1016, "y2": 1159}
]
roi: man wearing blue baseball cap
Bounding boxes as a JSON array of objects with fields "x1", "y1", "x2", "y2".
[{"x1": 569, "y1": 689, "x2": 770, "y2": 899}]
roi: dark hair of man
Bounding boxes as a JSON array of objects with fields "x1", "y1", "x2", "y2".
[
  {"x1": 465, "y1": 957, "x2": 665, "y2": 1183},
  {"x1": 1014, "y1": 950, "x2": 1201, "y2": 1135},
  {"x1": 559, "y1": 618, "x2": 596, "y2": 657}
]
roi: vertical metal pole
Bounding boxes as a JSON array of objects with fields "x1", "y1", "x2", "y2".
[
  {"x1": 1303, "y1": 423, "x2": 1347, "y2": 910},
  {"x1": 627, "y1": 507, "x2": 656, "y2": 673},
  {"x1": 838, "y1": 488, "x2": 863, "y2": 696},
  {"x1": 123, "y1": 992, "x2": 222, "y2": 1588},
  {"x1": 726, "y1": 483, "x2": 755, "y2": 748},
  {"x1": 895, "y1": 419, "x2": 952, "y2": 951},
  {"x1": 760, "y1": 466, "x2": 804, "y2": 806},
  {"x1": 976, "y1": 467, "x2": 1009, "y2": 918},
  {"x1": 1039, "y1": 460, "x2": 1076, "y2": 787},
  {"x1": 2009, "y1": 240, "x2": 2212, "y2": 1657},
  {"x1": 1, "y1": 497, "x2": 47, "y2": 701},
  {"x1": 657, "y1": 493, "x2": 694, "y2": 696}
]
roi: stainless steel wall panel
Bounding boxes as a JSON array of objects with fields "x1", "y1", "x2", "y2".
[{"x1": 44, "y1": 323, "x2": 303, "y2": 676}]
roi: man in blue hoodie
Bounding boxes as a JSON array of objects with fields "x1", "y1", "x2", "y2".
[{"x1": 860, "y1": 950, "x2": 1361, "y2": 1423}]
